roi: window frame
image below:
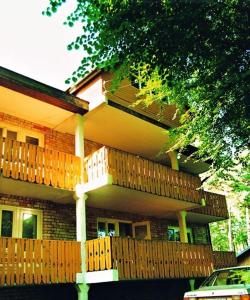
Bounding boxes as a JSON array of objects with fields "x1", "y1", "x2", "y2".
[
  {"x1": 97, "y1": 217, "x2": 132, "y2": 237},
  {"x1": 0, "y1": 205, "x2": 43, "y2": 239}
]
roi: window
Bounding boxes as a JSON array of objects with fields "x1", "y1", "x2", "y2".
[
  {"x1": 0, "y1": 122, "x2": 44, "y2": 147},
  {"x1": 1, "y1": 210, "x2": 13, "y2": 237},
  {"x1": 0, "y1": 205, "x2": 42, "y2": 239},
  {"x1": 132, "y1": 221, "x2": 151, "y2": 240},
  {"x1": 26, "y1": 136, "x2": 39, "y2": 146},
  {"x1": 7, "y1": 130, "x2": 17, "y2": 140},
  {"x1": 167, "y1": 226, "x2": 193, "y2": 243},
  {"x1": 119, "y1": 222, "x2": 132, "y2": 237},
  {"x1": 97, "y1": 218, "x2": 132, "y2": 238}
]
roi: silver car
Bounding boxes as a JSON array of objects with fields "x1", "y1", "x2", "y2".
[{"x1": 184, "y1": 266, "x2": 250, "y2": 300}]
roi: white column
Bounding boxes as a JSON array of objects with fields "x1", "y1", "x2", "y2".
[
  {"x1": 75, "y1": 114, "x2": 89, "y2": 300},
  {"x1": 177, "y1": 211, "x2": 188, "y2": 243}
]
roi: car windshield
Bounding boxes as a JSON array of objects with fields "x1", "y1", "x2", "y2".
[{"x1": 201, "y1": 268, "x2": 250, "y2": 287}]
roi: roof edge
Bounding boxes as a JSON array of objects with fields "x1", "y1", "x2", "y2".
[
  {"x1": 67, "y1": 69, "x2": 101, "y2": 95},
  {"x1": 0, "y1": 66, "x2": 88, "y2": 115}
]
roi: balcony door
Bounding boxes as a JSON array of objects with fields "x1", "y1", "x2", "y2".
[
  {"x1": 0, "y1": 205, "x2": 42, "y2": 239},
  {"x1": 132, "y1": 221, "x2": 151, "y2": 240}
]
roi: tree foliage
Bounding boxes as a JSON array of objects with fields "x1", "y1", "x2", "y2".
[{"x1": 45, "y1": 0, "x2": 250, "y2": 180}]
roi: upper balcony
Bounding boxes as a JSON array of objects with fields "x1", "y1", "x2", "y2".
[
  {"x1": 0, "y1": 137, "x2": 81, "y2": 202},
  {"x1": 83, "y1": 146, "x2": 228, "y2": 221}
]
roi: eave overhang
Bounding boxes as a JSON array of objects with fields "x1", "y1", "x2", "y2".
[{"x1": 0, "y1": 66, "x2": 88, "y2": 115}]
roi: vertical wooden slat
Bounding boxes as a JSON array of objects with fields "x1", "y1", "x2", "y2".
[
  {"x1": 105, "y1": 237, "x2": 112, "y2": 270},
  {"x1": 99, "y1": 238, "x2": 105, "y2": 270},
  {"x1": 11, "y1": 140, "x2": 19, "y2": 179},
  {"x1": 93, "y1": 239, "x2": 100, "y2": 271},
  {"x1": 0, "y1": 238, "x2": 5, "y2": 285},
  {"x1": 36, "y1": 147, "x2": 44, "y2": 184},
  {"x1": 28, "y1": 144, "x2": 36, "y2": 183}
]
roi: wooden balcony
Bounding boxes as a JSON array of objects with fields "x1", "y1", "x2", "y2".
[
  {"x1": 84, "y1": 146, "x2": 202, "y2": 205},
  {"x1": 0, "y1": 237, "x2": 81, "y2": 286},
  {"x1": 193, "y1": 191, "x2": 228, "y2": 219},
  {"x1": 213, "y1": 251, "x2": 238, "y2": 270},
  {"x1": 0, "y1": 137, "x2": 81, "y2": 191},
  {"x1": 84, "y1": 146, "x2": 228, "y2": 220},
  {"x1": 86, "y1": 237, "x2": 237, "y2": 281}
]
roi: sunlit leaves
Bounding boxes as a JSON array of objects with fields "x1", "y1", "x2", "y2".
[{"x1": 45, "y1": 0, "x2": 249, "y2": 185}]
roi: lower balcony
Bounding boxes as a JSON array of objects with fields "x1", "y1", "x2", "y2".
[
  {"x1": 86, "y1": 237, "x2": 237, "y2": 282},
  {"x1": 0, "y1": 237, "x2": 81, "y2": 286}
]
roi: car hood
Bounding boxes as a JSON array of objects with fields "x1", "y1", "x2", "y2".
[{"x1": 185, "y1": 285, "x2": 250, "y2": 298}]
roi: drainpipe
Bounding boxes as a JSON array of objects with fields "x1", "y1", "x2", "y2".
[{"x1": 75, "y1": 113, "x2": 89, "y2": 299}]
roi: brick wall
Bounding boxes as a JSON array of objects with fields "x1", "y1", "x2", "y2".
[
  {"x1": 0, "y1": 194, "x2": 76, "y2": 240},
  {"x1": 0, "y1": 112, "x2": 102, "y2": 156},
  {"x1": 86, "y1": 206, "x2": 210, "y2": 244},
  {"x1": 0, "y1": 193, "x2": 209, "y2": 244}
]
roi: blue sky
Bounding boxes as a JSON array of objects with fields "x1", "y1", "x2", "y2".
[{"x1": 0, "y1": 0, "x2": 83, "y2": 90}]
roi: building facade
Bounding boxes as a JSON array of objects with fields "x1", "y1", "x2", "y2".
[{"x1": 0, "y1": 67, "x2": 236, "y2": 299}]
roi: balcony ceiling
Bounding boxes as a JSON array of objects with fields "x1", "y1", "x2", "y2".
[
  {"x1": 82, "y1": 103, "x2": 209, "y2": 175},
  {"x1": 0, "y1": 176, "x2": 74, "y2": 204},
  {"x1": 86, "y1": 184, "x2": 200, "y2": 218},
  {"x1": 186, "y1": 211, "x2": 225, "y2": 224},
  {"x1": 85, "y1": 102, "x2": 168, "y2": 161},
  {"x1": 0, "y1": 86, "x2": 74, "y2": 129}
]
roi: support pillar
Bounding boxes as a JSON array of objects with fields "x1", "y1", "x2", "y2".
[
  {"x1": 167, "y1": 150, "x2": 179, "y2": 171},
  {"x1": 75, "y1": 114, "x2": 89, "y2": 300},
  {"x1": 189, "y1": 279, "x2": 195, "y2": 291},
  {"x1": 177, "y1": 211, "x2": 188, "y2": 243}
]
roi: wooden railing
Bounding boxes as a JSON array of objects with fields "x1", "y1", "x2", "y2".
[
  {"x1": 213, "y1": 251, "x2": 237, "y2": 270},
  {"x1": 84, "y1": 146, "x2": 201, "y2": 204},
  {"x1": 0, "y1": 237, "x2": 81, "y2": 286},
  {"x1": 193, "y1": 191, "x2": 228, "y2": 219},
  {"x1": 0, "y1": 137, "x2": 81, "y2": 190},
  {"x1": 86, "y1": 237, "x2": 235, "y2": 280}
]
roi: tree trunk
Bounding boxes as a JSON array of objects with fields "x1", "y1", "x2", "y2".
[{"x1": 228, "y1": 208, "x2": 234, "y2": 251}]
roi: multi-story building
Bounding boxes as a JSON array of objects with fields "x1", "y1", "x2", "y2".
[{"x1": 0, "y1": 66, "x2": 236, "y2": 300}]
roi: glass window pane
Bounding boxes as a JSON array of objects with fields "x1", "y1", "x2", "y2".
[
  {"x1": 175, "y1": 230, "x2": 180, "y2": 242},
  {"x1": 167, "y1": 229, "x2": 175, "y2": 241},
  {"x1": 22, "y1": 213, "x2": 37, "y2": 239},
  {"x1": 26, "y1": 136, "x2": 39, "y2": 145},
  {"x1": 7, "y1": 130, "x2": 17, "y2": 140},
  {"x1": 97, "y1": 222, "x2": 106, "y2": 237},
  {"x1": 107, "y1": 223, "x2": 116, "y2": 236},
  {"x1": 119, "y1": 223, "x2": 132, "y2": 237},
  {"x1": 187, "y1": 232, "x2": 193, "y2": 244},
  {"x1": 1, "y1": 210, "x2": 13, "y2": 237},
  {"x1": 134, "y1": 225, "x2": 147, "y2": 240}
]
